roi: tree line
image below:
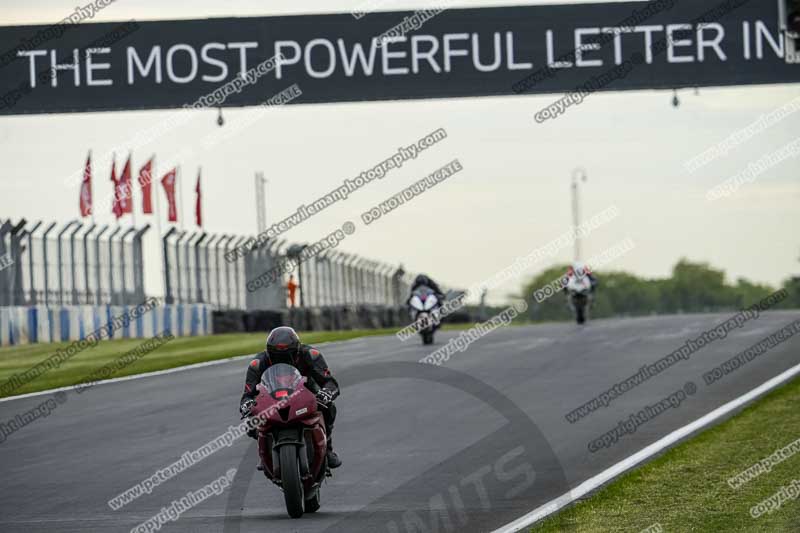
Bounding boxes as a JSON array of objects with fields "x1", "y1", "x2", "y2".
[{"x1": 520, "y1": 259, "x2": 800, "y2": 322}]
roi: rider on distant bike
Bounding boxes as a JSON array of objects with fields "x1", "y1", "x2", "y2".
[
  {"x1": 408, "y1": 274, "x2": 445, "y2": 303},
  {"x1": 562, "y1": 261, "x2": 598, "y2": 294},
  {"x1": 239, "y1": 326, "x2": 342, "y2": 469}
]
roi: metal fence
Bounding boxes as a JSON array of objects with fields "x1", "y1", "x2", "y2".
[
  {"x1": 162, "y1": 231, "x2": 415, "y2": 310},
  {"x1": 0, "y1": 219, "x2": 148, "y2": 306},
  {"x1": 1, "y1": 218, "x2": 443, "y2": 311}
]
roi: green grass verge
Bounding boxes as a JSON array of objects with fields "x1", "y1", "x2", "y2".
[
  {"x1": 531, "y1": 375, "x2": 800, "y2": 532},
  {"x1": 0, "y1": 328, "x2": 413, "y2": 398},
  {"x1": 0, "y1": 323, "x2": 483, "y2": 399}
]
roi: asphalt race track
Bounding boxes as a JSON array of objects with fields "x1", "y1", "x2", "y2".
[{"x1": 1, "y1": 311, "x2": 799, "y2": 533}]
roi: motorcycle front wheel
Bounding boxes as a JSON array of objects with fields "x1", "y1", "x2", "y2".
[
  {"x1": 576, "y1": 305, "x2": 586, "y2": 324},
  {"x1": 422, "y1": 331, "x2": 434, "y2": 345},
  {"x1": 280, "y1": 445, "x2": 304, "y2": 518}
]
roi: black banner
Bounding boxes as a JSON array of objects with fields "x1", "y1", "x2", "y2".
[{"x1": 0, "y1": 0, "x2": 797, "y2": 115}]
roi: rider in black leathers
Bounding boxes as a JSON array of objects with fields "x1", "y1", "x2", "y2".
[
  {"x1": 408, "y1": 274, "x2": 445, "y2": 302},
  {"x1": 239, "y1": 326, "x2": 342, "y2": 469}
]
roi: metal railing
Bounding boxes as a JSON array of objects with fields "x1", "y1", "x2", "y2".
[
  {"x1": 0, "y1": 218, "x2": 446, "y2": 311},
  {"x1": 0, "y1": 219, "x2": 149, "y2": 306},
  {"x1": 162, "y1": 231, "x2": 417, "y2": 310}
]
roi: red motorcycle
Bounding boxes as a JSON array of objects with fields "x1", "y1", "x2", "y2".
[{"x1": 244, "y1": 363, "x2": 332, "y2": 518}]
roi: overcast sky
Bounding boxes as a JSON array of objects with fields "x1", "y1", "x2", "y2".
[{"x1": 1, "y1": 0, "x2": 798, "y2": 304}]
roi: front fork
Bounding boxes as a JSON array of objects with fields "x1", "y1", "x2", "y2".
[
  {"x1": 265, "y1": 426, "x2": 326, "y2": 485},
  {"x1": 568, "y1": 292, "x2": 591, "y2": 310}
]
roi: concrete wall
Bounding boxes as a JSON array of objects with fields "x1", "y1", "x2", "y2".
[
  {"x1": 212, "y1": 305, "x2": 408, "y2": 334},
  {"x1": 212, "y1": 305, "x2": 475, "y2": 334}
]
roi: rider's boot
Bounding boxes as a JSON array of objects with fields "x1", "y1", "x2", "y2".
[{"x1": 326, "y1": 431, "x2": 342, "y2": 469}]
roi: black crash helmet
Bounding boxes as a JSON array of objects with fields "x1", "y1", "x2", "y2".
[{"x1": 266, "y1": 326, "x2": 300, "y2": 364}]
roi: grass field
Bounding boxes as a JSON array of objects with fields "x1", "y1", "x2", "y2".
[{"x1": 530, "y1": 375, "x2": 800, "y2": 532}]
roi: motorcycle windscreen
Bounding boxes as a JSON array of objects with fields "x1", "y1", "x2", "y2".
[
  {"x1": 261, "y1": 363, "x2": 303, "y2": 399},
  {"x1": 412, "y1": 286, "x2": 435, "y2": 308},
  {"x1": 567, "y1": 276, "x2": 592, "y2": 292},
  {"x1": 423, "y1": 294, "x2": 438, "y2": 310},
  {"x1": 414, "y1": 286, "x2": 434, "y2": 298}
]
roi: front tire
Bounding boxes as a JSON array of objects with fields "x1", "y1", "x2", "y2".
[
  {"x1": 576, "y1": 304, "x2": 586, "y2": 324},
  {"x1": 279, "y1": 445, "x2": 304, "y2": 518},
  {"x1": 422, "y1": 331, "x2": 434, "y2": 345}
]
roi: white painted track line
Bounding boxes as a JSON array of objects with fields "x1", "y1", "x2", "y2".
[{"x1": 492, "y1": 361, "x2": 800, "y2": 533}]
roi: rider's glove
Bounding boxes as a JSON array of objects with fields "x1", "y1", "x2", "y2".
[
  {"x1": 239, "y1": 398, "x2": 256, "y2": 418},
  {"x1": 316, "y1": 389, "x2": 335, "y2": 406}
]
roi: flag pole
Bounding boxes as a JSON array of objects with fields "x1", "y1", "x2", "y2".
[
  {"x1": 198, "y1": 166, "x2": 202, "y2": 229},
  {"x1": 130, "y1": 152, "x2": 137, "y2": 229},
  {"x1": 89, "y1": 149, "x2": 95, "y2": 225},
  {"x1": 153, "y1": 156, "x2": 163, "y2": 236},
  {"x1": 112, "y1": 151, "x2": 120, "y2": 228},
  {"x1": 178, "y1": 165, "x2": 185, "y2": 230},
  {"x1": 153, "y1": 155, "x2": 165, "y2": 298}
]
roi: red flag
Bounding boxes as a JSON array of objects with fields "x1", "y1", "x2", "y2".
[
  {"x1": 138, "y1": 158, "x2": 153, "y2": 214},
  {"x1": 110, "y1": 158, "x2": 123, "y2": 219},
  {"x1": 195, "y1": 169, "x2": 202, "y2": 227},
  {"x1": 161, "y1": 168, "x2": 178, "y2": 222},
  {"x1": 80, "y1": 152, "x2": 92, "y2": 217},
  {"x1": 119, "y1": 155, "x2": 133, "y2": 214}
]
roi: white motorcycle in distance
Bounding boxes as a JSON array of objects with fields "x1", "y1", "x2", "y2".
[
  {"x1": 408, "y1": 286, "x2": 441, "y2": 345},
  {"x1": 565, "y1": 275, "x2": 593, "y2": 325}
]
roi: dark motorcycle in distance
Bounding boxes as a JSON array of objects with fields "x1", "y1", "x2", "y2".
[
  {"x1": 409, "y1": 285, "x2": 441, "y2": 345},
  {"x1": 243, "y1": 363, "x2": 333, "y2": 518},
  {"x1": 565, "y1": 275, "x2": 593, "y2": 324}
]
